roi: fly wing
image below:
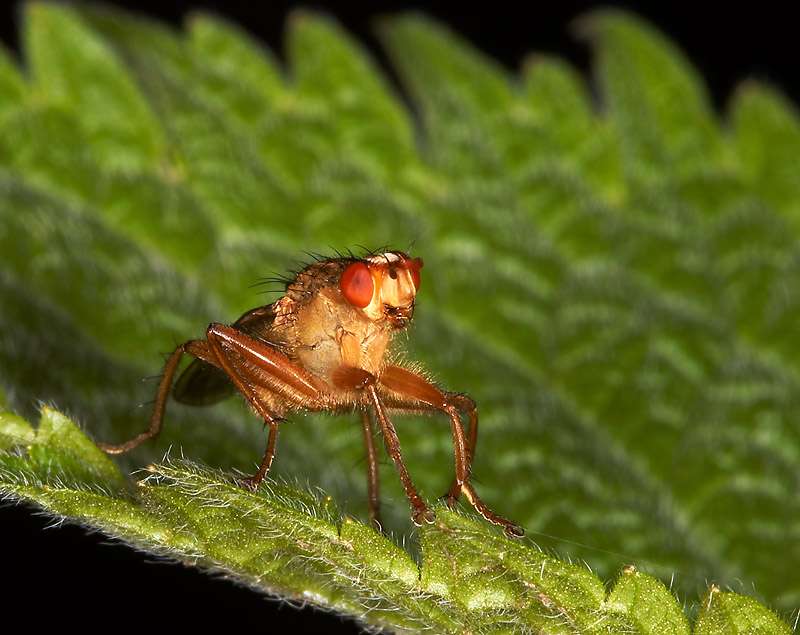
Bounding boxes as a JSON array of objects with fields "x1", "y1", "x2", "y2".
[
  {"x1": 172, "y1": 304, "x2": 279, "y2": 406},
  {"x1": 173, "y1": 359, "x2": 236, "y2": 406}
]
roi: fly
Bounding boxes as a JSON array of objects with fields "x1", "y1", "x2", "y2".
[{"x1": 100, "y1": 250, "x2": 523, "y2": 537}]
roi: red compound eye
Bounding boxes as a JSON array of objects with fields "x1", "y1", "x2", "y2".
[
  {"x1": 404, "y1": 257, "x2": 423, "y2": 291},
  {"x1": 341, "y1": 262, "x2": 374, "y2": 308},
  {"x1": 409, "y1": 268, "x2": 420, "y2": 291}
]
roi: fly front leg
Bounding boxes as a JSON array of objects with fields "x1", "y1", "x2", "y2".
[
  {"x1": 380, "y1": 364, "x2": 523, "y2": 537},
  {"x1": 333, "y1": 366, "x2": 436, "y2": 526}
]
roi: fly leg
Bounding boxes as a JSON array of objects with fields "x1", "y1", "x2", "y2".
[
  {"x1": 202, "y1": 323, "x2": 326, "y2": 489},
  {"x1": 359, "y1": 407, "x2": 383, "y2": 531},
  {"x1": 334, "y1": 366, "x2": 435, "y2": 526},
  {"x1": 441, "y1": 393, "x2": 478, "y2": 506},
  {"x1": 101, "y1": 323, "x2": 329, "y2": 492},
  {"x1": 380, "y1": 364, "x2": 523, "y2": 538},
  {"x1": 98, "y1": 339, "x2": 215, "y2": 453},
  {"x1": 202, "y1": 334, "x2": 281, "y2": 490}
]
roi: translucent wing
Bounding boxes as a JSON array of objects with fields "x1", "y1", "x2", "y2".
[{"x1": 173, "y1": 359, "x2": 236, "y2": 406}]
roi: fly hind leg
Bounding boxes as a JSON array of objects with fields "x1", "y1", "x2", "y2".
[
  {"x1": 202, "y1": 323, "x2": 327, "y2": 489},
  {"x1": 98, "y1": 339, "x2": 215, "y2": 454},
  {"x1": 101, "y1": 323, "x2": 329, "y2": 494}
]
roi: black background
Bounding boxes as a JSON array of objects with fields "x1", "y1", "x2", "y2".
[{"x1": 1, "y1": 2, "x2": 796, "y2": 633}]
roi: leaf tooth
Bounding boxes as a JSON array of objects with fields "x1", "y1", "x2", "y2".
[{"x1": 576, "y1": 10, "x2": 723, "y2": 179}]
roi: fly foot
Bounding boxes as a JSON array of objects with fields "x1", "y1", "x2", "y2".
[
  {"x1": 237, "y1": 475, "x2": 261, "y2": 491},
  {"x1": 411, "y1": 506, "x2": 436, "y2": 525},
  {"x1": 440, "y1": 492, "x2": 459, "y2": 509},
  {"x1": 502, "y1": 522, "x2": 525, "y2": 538}
]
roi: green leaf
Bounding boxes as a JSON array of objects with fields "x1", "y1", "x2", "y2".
[
  {"x1": 0, "y1": 180, "x2": 215, "y2": 365},
  {"x1": 520, "y1": 54, "x2": 622, "y2": 196},
  {"x1": 695, "y1": 587, "x2": 792, "y2": 635},
  {"x1": 24, "y1": 3, "x2": 166, "y2": 171},
  {"x1": 378, "y1": 13, "x2": 514, "y2": 120},
  {"x1": 606, "y1": 566, "x2": 690, "y2": 635},
  {"x1": 0, "y1": 4, "x2": 796, "y2": 633},
  {"x1": 378, "y1": 13, "x2": 514, "y2": 180},
  {"x1": 576, "y1": 9, "x2": 724, "y2": 180},
  {"x1": 0, "y1": 43, "x2": 25, "y2": 119},
  {"x1": 8, "y1": 406, "x2": 787, "y2": 634},
  {"x1": 0, "y1": 411, "x2": 35, "y2": 449},
  {"x1": 0, "y1": 406, "x2": 126, "y2": 493},
  {"x1": 187, "y1": 12, "x2": 286, "y2": 124},
  {"x1": 732, "y1": 81, "x2": 800, "y2": 231},
  {"x1": 288, "y1": 11, "x2": 416, "y2": 175}
]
